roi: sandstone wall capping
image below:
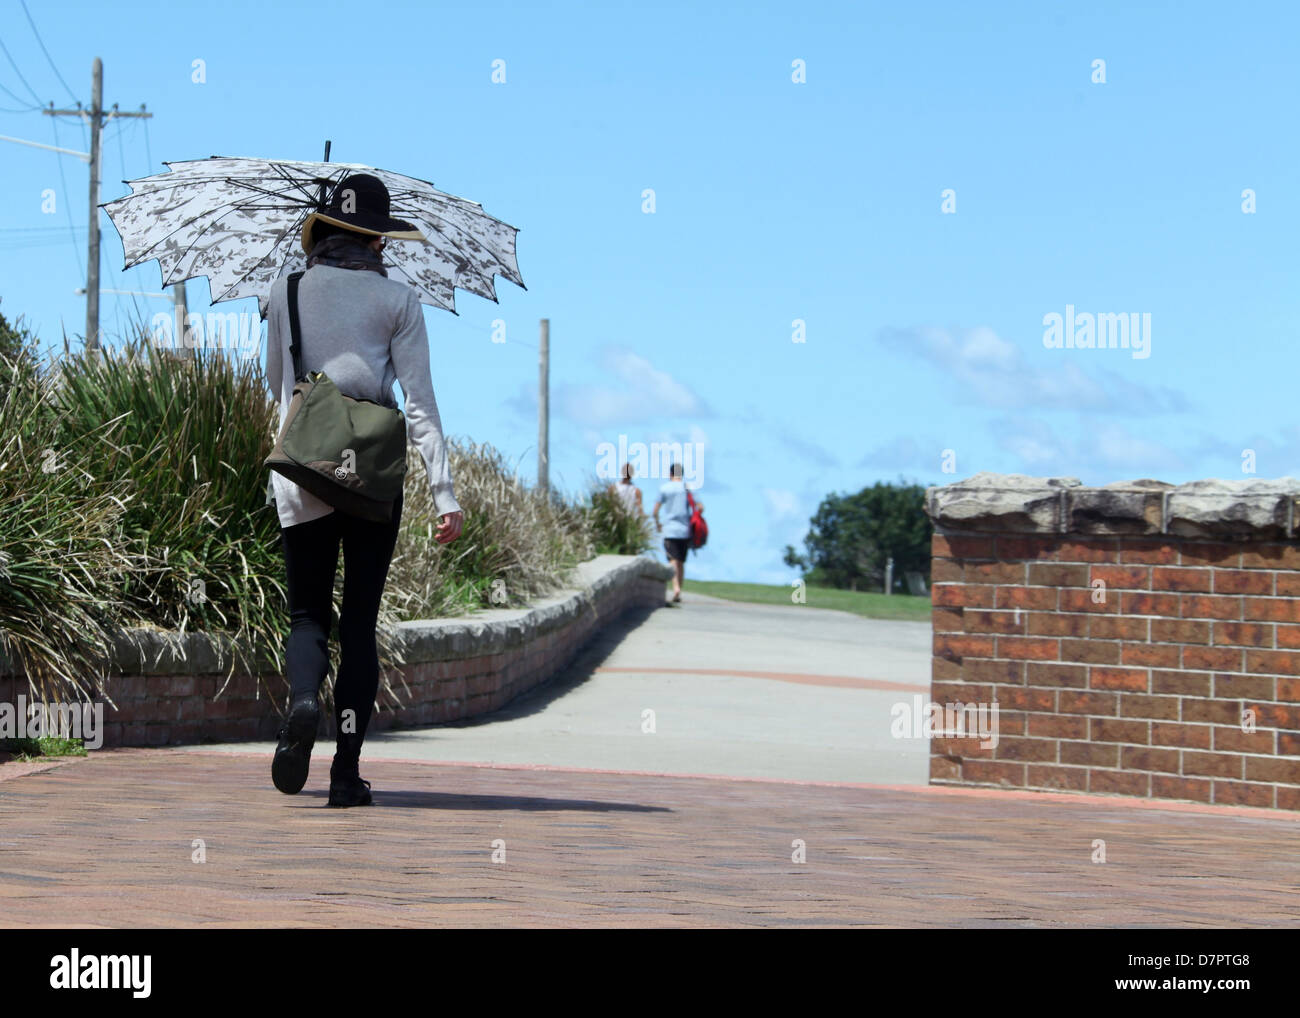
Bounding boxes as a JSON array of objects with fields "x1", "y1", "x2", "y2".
[{"x1": 927, "y1": 472, "x2": 1300, "y2": 540}]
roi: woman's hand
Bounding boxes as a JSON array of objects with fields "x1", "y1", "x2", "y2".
[{"x1": 436, "y1": 511, "x2": 463, "y2": 544}]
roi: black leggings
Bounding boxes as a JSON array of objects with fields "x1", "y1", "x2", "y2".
[{"x1": 279, "y1": 492, "x2": 403, "y2": 765}]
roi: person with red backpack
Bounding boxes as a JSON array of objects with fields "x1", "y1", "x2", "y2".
[{"x1": 652, "y1": 461, "x2": 704, "y2": 604}]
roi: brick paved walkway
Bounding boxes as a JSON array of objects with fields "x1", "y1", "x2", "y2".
[{"x1": 2, "y1": 748, "x2": 1297, "y2": 927}]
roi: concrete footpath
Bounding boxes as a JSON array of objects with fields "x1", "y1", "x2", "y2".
[
  {"x1": 193, "y1": 590, "x2": 934, "y2": 784},
  {"x1": 2, "y1": 591, "x2": 1298, "y2": 927}
]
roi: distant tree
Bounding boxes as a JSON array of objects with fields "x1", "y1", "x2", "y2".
[{"x1": 784, "y1": 478, "x2": 932, "y2": 591}]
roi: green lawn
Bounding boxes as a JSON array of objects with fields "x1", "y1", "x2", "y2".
[{"x1": 679, "y1": 579, "x2": 932, "y2": 622}]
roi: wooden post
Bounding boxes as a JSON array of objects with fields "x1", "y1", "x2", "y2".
[
  {"x1": 85, "y1": 58, "x2": 102, "y2": 352},
  {"x1": 172, "y1": 282, "x2": 187, "y2": 358},
  {"x1": 538, "y1": 318, "x2": 549, "y2": 495}
]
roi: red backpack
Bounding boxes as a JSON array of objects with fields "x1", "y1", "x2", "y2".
[{"x1": 686, "y1": 490, "x2": 708, "y2": 550}]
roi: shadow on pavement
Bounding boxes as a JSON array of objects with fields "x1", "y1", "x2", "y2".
[{"x1": 296, "y1": 787, "x2": 672, "y2": 813}]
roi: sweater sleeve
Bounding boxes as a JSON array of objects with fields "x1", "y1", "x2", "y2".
[
  {"x1": 265, "y1": 285, "x2": 282, "y2": 401},
  {"x1": 390, "y1": 290, "x2": 462, "y2": 518},
  {"x1": 262, "y1": 288, "x2": 282, "y2": 509}
]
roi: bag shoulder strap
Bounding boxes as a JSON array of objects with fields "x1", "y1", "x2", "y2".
[
  {"x1": 686, "y1": 489, "x2": 696, "y2": 510},
  {"x1": 286, "y1": 271, "x2": 306, "y2": 382}
]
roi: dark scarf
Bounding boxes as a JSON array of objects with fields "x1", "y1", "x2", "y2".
[{"x1": 306, "y1": 233, "x2": 389, "y2": 276}]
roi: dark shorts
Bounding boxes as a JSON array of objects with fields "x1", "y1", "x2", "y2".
[{"x1": 663, "y1": 537, "x2": 689, "y2": 563}]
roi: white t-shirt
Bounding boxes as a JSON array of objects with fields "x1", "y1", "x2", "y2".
[
  {"x1": 614, "y1": 481, "x2": 640, "y2": 515},
  {"x1": 656, "y1": 480, "x2": 690, "y2": 539}
]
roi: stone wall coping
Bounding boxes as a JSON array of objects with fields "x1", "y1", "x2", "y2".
[
  {"x1": 4, "y1": 554, "x2": 671, "y2": 679},
  {"x1": 926, "y1": 471, "x2": 1300, "y2": 540},
  {"x1": 392, "y1": 554, "x2": 669, "y2": 662}
]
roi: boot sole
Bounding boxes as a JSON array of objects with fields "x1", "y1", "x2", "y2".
[
  {"x1": 326, "y1": 790, "x2": 373, "y2": 808},
  {"x1": 271, "y1": 699, "x2": 319, "y2": 795},
  {"x1": 327, "y1": 790, "x2": 374, "y2": 806},
  {"x1": 327, "y1": 777, "x2": 373, "y2": 808}
]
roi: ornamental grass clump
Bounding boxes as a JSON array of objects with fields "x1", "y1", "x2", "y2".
[
  {"x1": 0, "y1": 313, "x2": 142, "y2": 703},
  {"x1": 0, "y1": 308, "x2": 628, "y2": 712},
  {"x1": 47, "y1": 334, "x2": 289, "y2": 688},
  {"x1": 584, "y1": 482, "x2": 653, "y2": 556},
  {"x1": 386, "y1": 439, "x2": 593, "y2": 619}
]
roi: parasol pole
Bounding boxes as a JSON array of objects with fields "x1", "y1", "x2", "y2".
[{"x1": 319, "y1": 139, "x2": 331, "y2": 209}]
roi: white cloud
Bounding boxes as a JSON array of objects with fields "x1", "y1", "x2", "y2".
[
  {"x1": 1183, "y1": 426, "x2": 1300, "y2": 479},
  {"x1": 605, "y1": 349, "x2": 700, "y2": 412},
  {"x1": 556, "y1": 346, "x2": 710, "y2": 427},
  {"x1": 736, "y1": 404, "x2": 838, "y2": 468},
  {"x1": 762, "y1": 487, "x2": 802, "y2": 520},
  {"x1": 776, "y1": 429, "x2": 839, "y2": 468},
  {"x1": 858, "y1": 434, "x2": 940, "y2": 472},
  {"x1": 1006, "y1": 439, "x2": 1061, "y2": 466},
  {"x1": 879, "y1": 325, "x2": 1189, "y2": 415},
  {"x1": 504, "y1": 382, "x2": 536, "y2": 419},
  {"x1": 1092, "y1": 422, "x2": 1176, "y2": 469},
  {"x1": 988, "y1": 415, "x2": 1186, "y2": 478}
]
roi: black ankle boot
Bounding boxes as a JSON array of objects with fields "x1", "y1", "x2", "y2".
[
  {"x1": 272, "y1": 692, "x2": 320, "y2": 795},
  {"x1": 327, "y1": 727, "x2": 371, "y2": 807},
  {"x1": 328, "y1": 762, "x2": 372, "y2": 807}
]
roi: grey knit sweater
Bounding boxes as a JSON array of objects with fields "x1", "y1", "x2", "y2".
[{"x1": 264, "y1": 263, "x2": 461, "y2": 529}]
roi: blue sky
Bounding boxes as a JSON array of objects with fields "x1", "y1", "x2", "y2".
[{"x1": 2, "y1": 1, "x2": 1298, "y2": 583}]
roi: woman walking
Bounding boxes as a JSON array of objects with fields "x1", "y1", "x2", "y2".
[
  {"x1": 265, "y1": 173, "x2": 463, "y2": 807},
  {"x1": 609, "y1": 462, "x2": 643, "y2": 517}
]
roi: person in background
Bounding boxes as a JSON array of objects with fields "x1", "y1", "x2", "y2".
[
  {"x1": 652, "y1": 461, "x2": 690, "y2": 604},
  {"x1": 609, "y1": 462, "x2": 643, "y2": 518}
]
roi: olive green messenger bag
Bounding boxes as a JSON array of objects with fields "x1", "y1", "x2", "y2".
[{"x1": 264, "y1": 271, "x2": 407, "y2": 523}]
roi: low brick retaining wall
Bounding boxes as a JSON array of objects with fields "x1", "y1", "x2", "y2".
[
  {"x1": 926, "y1": 473, "x2": 1300, "y2": 810},
  {"x1": 1, "y1": 555, "x2": 670, "y2": 748}
]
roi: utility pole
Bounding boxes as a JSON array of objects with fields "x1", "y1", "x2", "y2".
[
  {"x1": 538, "y1": 318, "x2": 549, "y2": 496},
  {"x1": 43, "y1": 58, "x2": 151, "y2": 352},
  {"x1": 172, "y1": 282, "x2": 188, "y2": 358}
]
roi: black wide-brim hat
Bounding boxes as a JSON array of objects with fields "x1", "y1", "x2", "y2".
[{"x1": 300, "y1": 172, "x2": 426, "y2": 253}]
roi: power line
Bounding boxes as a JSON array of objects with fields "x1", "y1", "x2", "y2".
[
  {"x1": 48, "y1": 114, "x2": 83, "y2": 278},
  {"x1": 436, "y1": 312, "x2": 538, "y2": 350},
  {"x1": 119, "y1": 113, "x2": 139, "y2": 165},
  {"x1": 0, "y1": 225, "x2": 87, "y2": 246},
  {"x1": 0, "y1": 32, "x2": 42, "y2": 105},
  {"x1": 18, "y1": 0, "x2": 77, "y2": 104},
  {"x1": 0, "y1": 76, "x2": 39, "y2": 110},
  {"x1": 128, "y1": 116, "x2": 146, "y2": 174},
  {"x1": 0, "y1": 233, "x2": 86, "y2": 252},
  {"x1": 112, "y1": 114, "x2": 128, "y2": 178},
  {"x1": 103, "y1": 254, "x2": 129, "y2": 344},
  {"x1": 82, "y1": 108, "x2": 154, "y2": 345},
  {"x1": 110, "y1": 119, "x2": 142, "y2": 334}
]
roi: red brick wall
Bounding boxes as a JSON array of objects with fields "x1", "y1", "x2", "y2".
[
  {"x1": 0, "y1": 569, "x2": 667, "y2": 748},
  {"x1": 930, "y1": 533, "x2": 1300, "y2": 810}
]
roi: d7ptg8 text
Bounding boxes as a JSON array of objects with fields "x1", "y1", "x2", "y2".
[{"x1": 1132, "y1": 955, "x2": 1250, "y2": 968}]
